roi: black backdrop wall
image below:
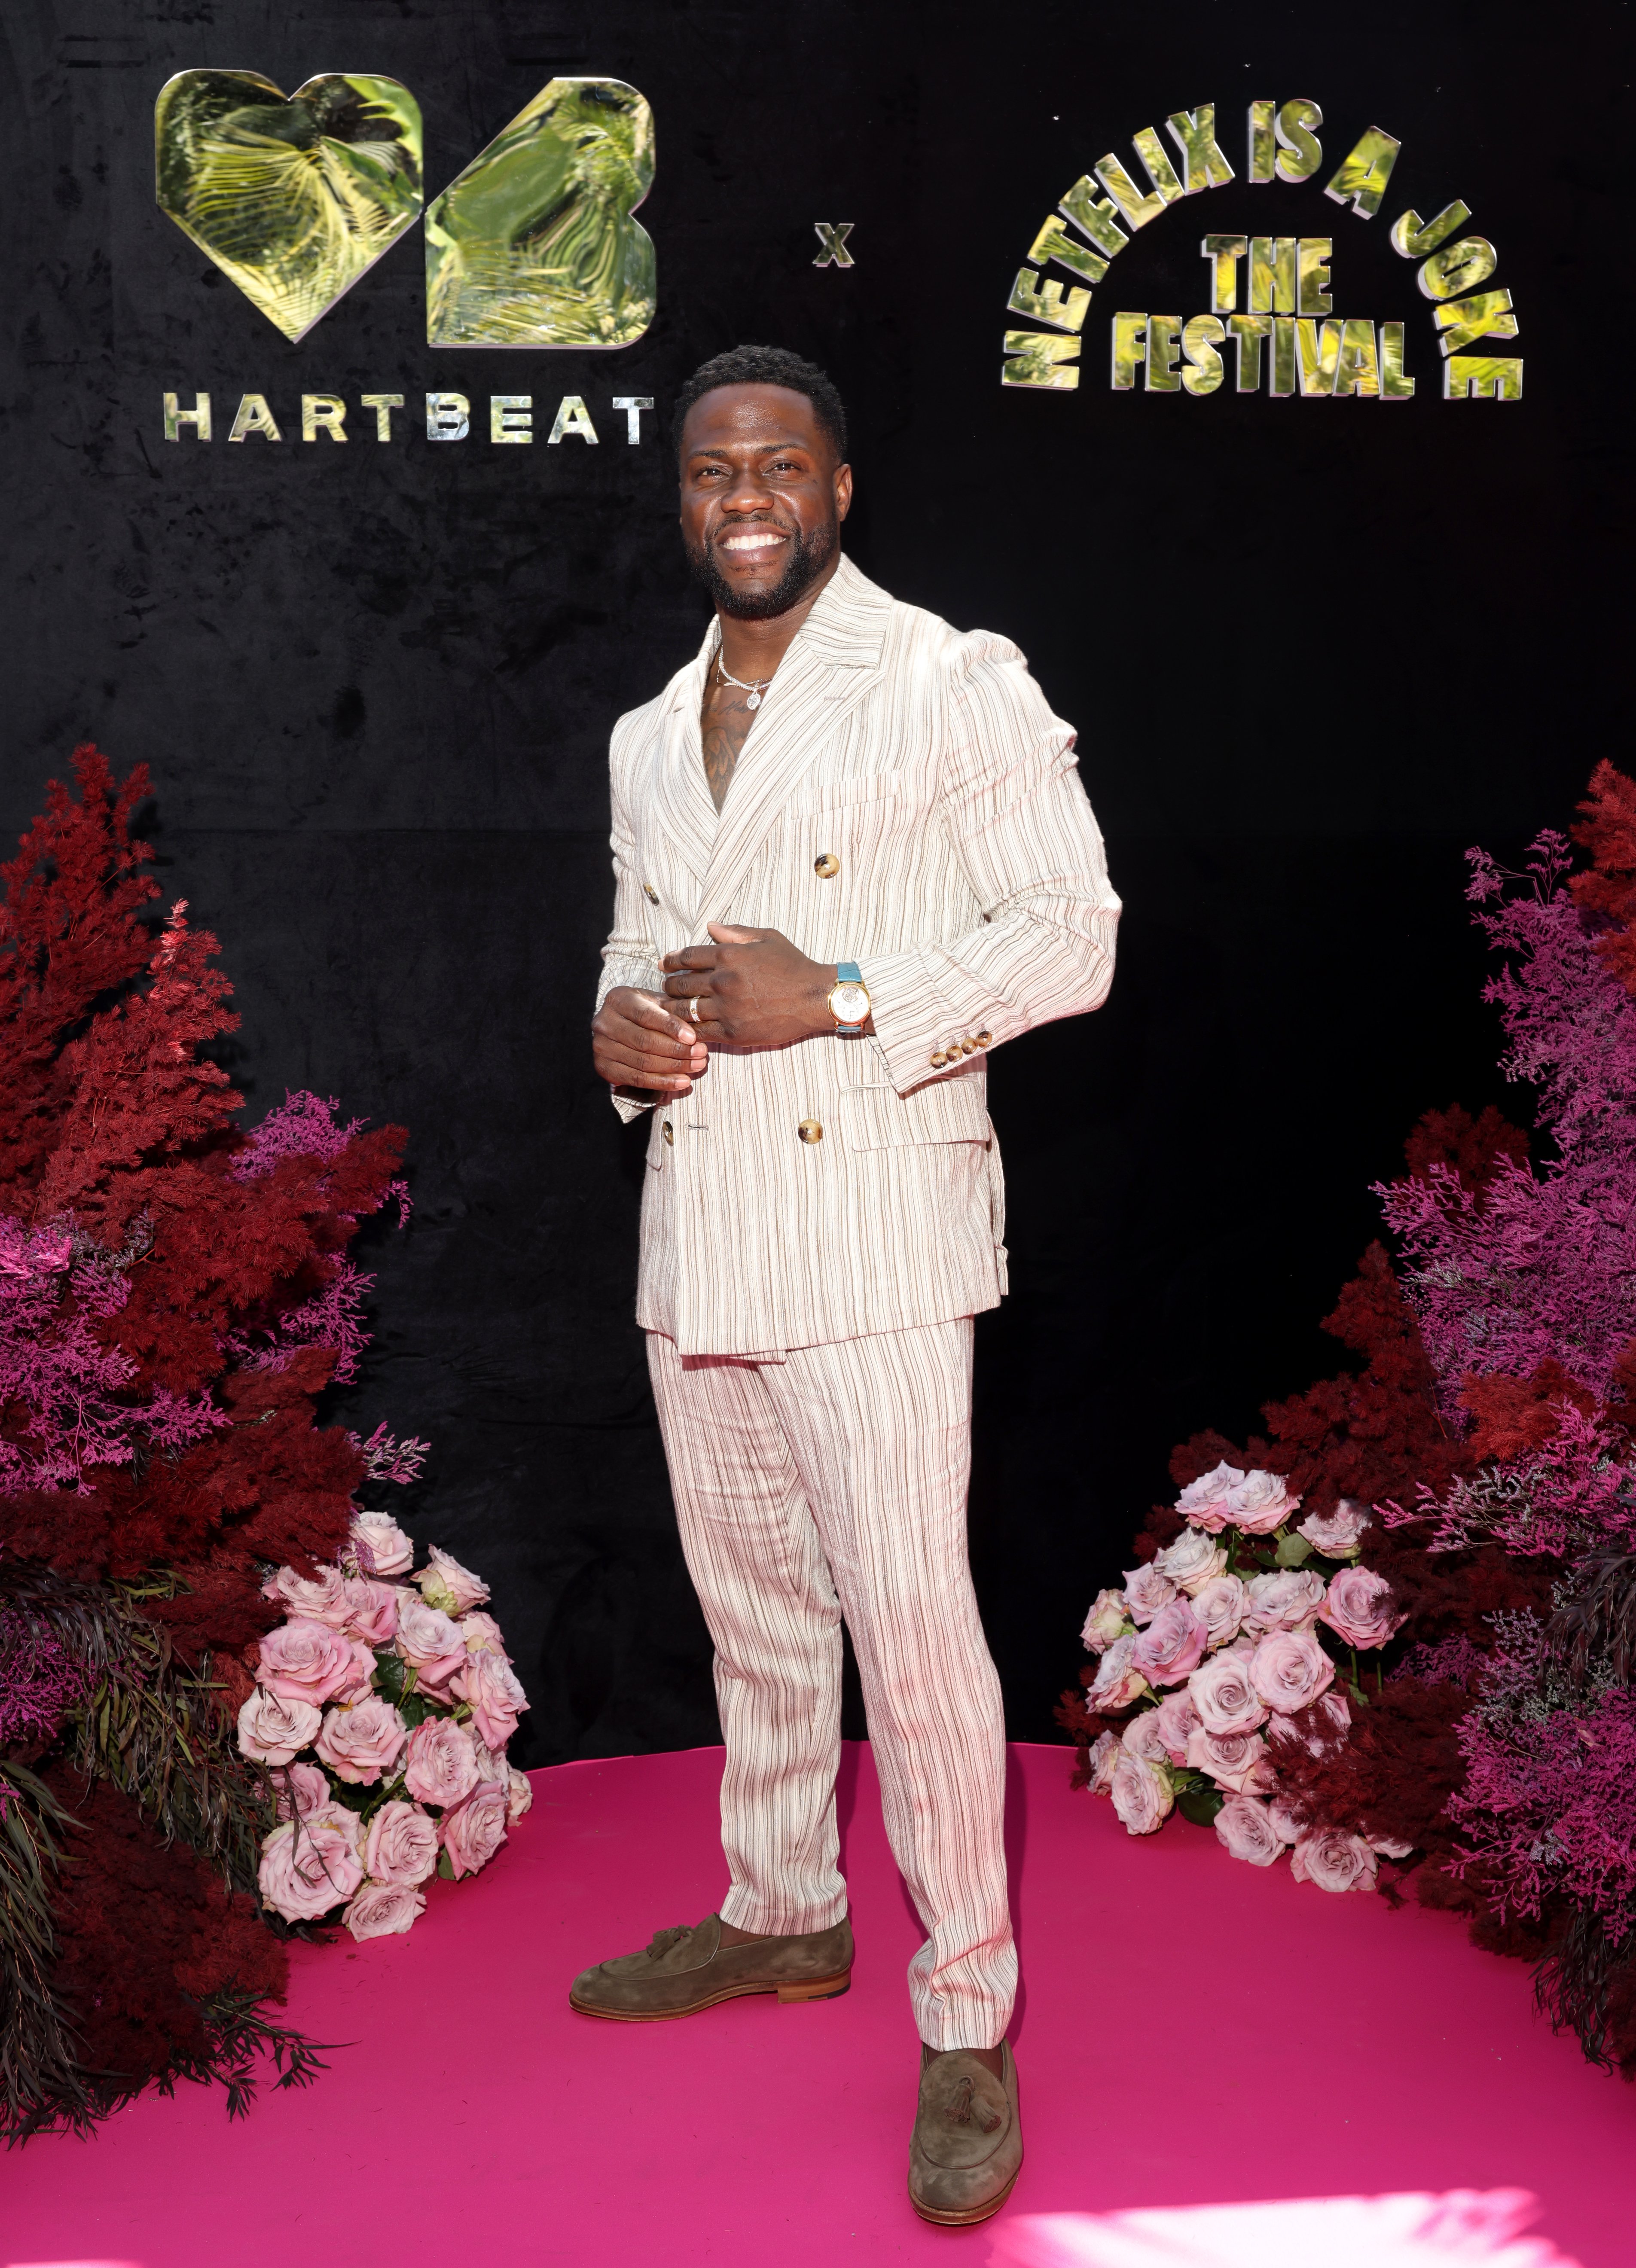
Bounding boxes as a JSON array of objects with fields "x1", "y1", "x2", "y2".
[{"x1": 2, "y1": 1, "x2": 1627, "y2": 1766}]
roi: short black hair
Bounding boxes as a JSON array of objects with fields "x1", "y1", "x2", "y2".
[{"x1": 673, "y1": 345, "x2": 848, "y2": 464}]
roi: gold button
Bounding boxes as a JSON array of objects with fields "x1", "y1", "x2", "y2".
[
  {"x1": 662, "y1": 1119, "x2": 674, "y2": 1145},
  {"x1": 930, "y1": 1051, "x2": 948, "y2": 1068},
  {"x1": 798, "y1": 1118, "x2": 823, "y2": 1143},
  {"x1": 975, "y1": 1030, "x2": 992, "y2": 1048},
  {"x1": 813, "y1": 852, "x2": 839, "y2": 879},
  {"x1": 961, "y1": 1040, "x2": 976, "y2": 1055},
  {"x1": 643, "y1": 883, "x2": 659, "y2": 904}
]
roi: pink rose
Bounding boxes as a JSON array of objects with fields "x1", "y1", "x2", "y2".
[
  {"x1": 307, "y1": 1798, "x2": 364, "y2": 1853},
  {"x1": 440, "y1": 1780, "x2": 509, "y2": 1878},
  {"x1": 1086, "y1": 1730, "x2": 1120, "y2": 1793},
  {"x1": 1242, "y1": 1570, "x2": 1327, "y2": 1634},
  {"x1": 1130, "y1": 1598, "x2": 1209, "y2": 1688},
  {"x1": 348, "y1": 1510, "x2": 414, "y2": 1578},
  {"x1": 363, "y1": 1799, "x2": 439, "y2": 1886},
  {"x1": 1084, "y1": 1634, "x2": 1150, "y2": 1712},
  {"x1": 458, "y1": 1609, "x2": 510, "y2": 1661},
  {"x1": 403, "y1": 1716, "x2": 481, "y2": 1809},
  {"x1": 1297, "y1": 1497, "x2": 1372, "y2": 1556},
  {"x1": 1185, "y1": 1724, "x2": 1273, "y2": 1794},
  {"x1": 1249, "y1": 1629, "x2": 1336, "y2": 1715},
  {"x1": 507, "y1": 1767, "x2": 534, "y2": 1822},
  {"x1": 1120, "y1": 1709, "x2": 1172, "y2": 1767},
  {"x1": 1320, "y1": 1567, "x2": 1406, "y2": 1652},
  {"x1": 343, "y1": 1881, "x2": 426, "y2": 1941},
  {"x1": 256, "y1": 1617, "x2": 366, "y2": 1709},
  {"x1": 1174, "y1": 1460, "x2": 1246, "y2": 1533},
  {"x1": 1290, "y1": 1828, "x2": 1378, "y2": 1893},
  {"x1": 1231, "y1": 1469, "x2": 1302, "y2": 1535},
  {"x1": 470, "y1": 1736, "x2": 511, "y2": 1786},
  {"x1": 1109, "y1": 1752, "x2": 1174, "y2": 1836},
  {"x1": 314, "y1": 1695, "x2": 409, "y2": 1785},
  {"x1": 1191, "y1": 1573, "x2": 1248, "y2": 1649},
  {"x1": 1186, "y1": 1651, "x2": 1268, "y2": 1738},
  {"x1": 453, "y1": 1649, "x2": 529, "y2": 1751},
  {"x1": 1120, "y1": 1561, "x2": 1178, "y2": 1627},
  {"x1": 1369, "y1": 1832, "x2": 1416, "y2": 1859},
  {"x1": 415, "y1": 1545, "x2": 491, "y2": 1617},
  {"x1": 1214, "y1": 1795, "x2": 1284, "y2": 1867},
  {"x1": 258, "y1": 1811, "x2": 364, "y2": 1922},
  {"x1": 1080, "y1": 1588, "x2": 1130, "y2": 1652},
  {"x1": 1153, "y1": 1526, "x2": 1227, "y2": 1595},
  {"x1": 1267, "y1": 1795, "x2": 1304, "y2": 1844},
  {"x1": 236, "y1": 1686, "x2": 322, "y2": 1764},
  {"x1": 394, "y1": 1594, "x2": 468, "y2": 1697},
  {"x1": 271, "y1": 1760, "x2": 331, "y2": 1820},
  {"x1": 1152, "y1": 1689, "x2": 1202, "y2": 1764},
  {"x1": 261, "y1": 1563, "x2": 350, "y2": 1625},
  {"x1": 340, "y1": 1576, "x2": 400, "y2": 1648}
]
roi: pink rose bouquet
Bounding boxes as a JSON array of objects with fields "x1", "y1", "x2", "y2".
[
  {"x1": 241, "y1": 1533, "x2": 532, "y2": 1942},
  {"x1": 1075, "y1": 1464, "x2": 1402, "y2": 1891}
]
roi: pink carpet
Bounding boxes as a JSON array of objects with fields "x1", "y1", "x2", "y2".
[{"x1": 3, "y1": 1742, "x2": 1629, "y2": 2267}]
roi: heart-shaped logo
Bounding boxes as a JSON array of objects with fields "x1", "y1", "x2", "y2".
[
  {"x1": 424, "y1": 76, "x2": 654, "y2": 348},
  {"x1": 155, "y1": 70, "x2": 423, "y2": 341}
]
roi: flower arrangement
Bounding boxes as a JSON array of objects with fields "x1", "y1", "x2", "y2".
[
  {"x1": 1077, "y1": 1467, "x2": 1408, "y2": 1888},
  {"x1": 244, "y1": 1503, "x2": 531, "y2": 1940},
  {"x1": 0, "y1": 750, "x2": 525, "y2": 2138},
  {"x1": 1060, "y1": 760, "x2": 1636, "y2": 2074}
]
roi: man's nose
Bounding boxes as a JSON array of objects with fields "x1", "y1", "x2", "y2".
[{"x1": 719, "y1": 467, "x2": 775, "y2": 510}]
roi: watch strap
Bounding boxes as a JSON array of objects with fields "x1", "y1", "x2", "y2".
[{"x1": 832, "y1": 960, "x2": 866, "y2": 1036}]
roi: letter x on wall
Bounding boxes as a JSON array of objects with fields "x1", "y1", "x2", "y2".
[{"x1": 813, "y1": 223, "x2": 855, "y2": 268}]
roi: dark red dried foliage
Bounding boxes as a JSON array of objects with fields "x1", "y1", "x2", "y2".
[{"x1": 43, "y1": 1771, "x2": 288, "y2": 2090}]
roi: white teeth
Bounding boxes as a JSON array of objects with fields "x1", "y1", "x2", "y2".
[{"x1": 722, "y1": 532, "x2": 784, "y2": 550}]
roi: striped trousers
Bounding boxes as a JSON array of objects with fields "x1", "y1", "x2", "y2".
[{"x1": 646, "y1": 1317, "x2": 1016, "y2": 2050}]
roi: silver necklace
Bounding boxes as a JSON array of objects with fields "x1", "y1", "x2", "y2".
[{"x1": 715, "y1": 656, "x2": 772, "y2": 710}]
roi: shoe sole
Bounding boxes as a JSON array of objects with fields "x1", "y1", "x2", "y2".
[
  {"x1": 908, "y1": 2159, "x2": 1022, "y2": 2227},
  {"x1": 568, "y1": 1971, "x2": 852, "y2": 2021}
]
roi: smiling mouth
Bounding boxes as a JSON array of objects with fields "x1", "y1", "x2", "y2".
[{"x1": 718, "y1": 528, "x2": 789, "y2": 556}]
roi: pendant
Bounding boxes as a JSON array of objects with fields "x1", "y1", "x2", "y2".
[{"x1": 747, "y1": 690, "x2": 761, "y2": 709}]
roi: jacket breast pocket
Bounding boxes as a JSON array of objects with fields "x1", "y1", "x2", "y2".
[{"x1": 832, "y1": 1077, "x2": 991, "y2": 1151}]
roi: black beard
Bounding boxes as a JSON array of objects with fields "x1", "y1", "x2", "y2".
[{"x1": 688, "y1": 514, "x2": 837, "y2": 620}]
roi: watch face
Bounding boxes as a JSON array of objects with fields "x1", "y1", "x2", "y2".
[{"x1": 832, "y1": 981, "x2": 870, "y2": 1023}]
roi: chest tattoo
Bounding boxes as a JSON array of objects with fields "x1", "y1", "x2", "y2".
[{"x1": 700, "y1": 664, "x2": 760, "y2": 812}]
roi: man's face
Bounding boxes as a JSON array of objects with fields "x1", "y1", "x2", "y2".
[{"x1": 678, "y1": 384, "x2": 852, "y2": 620}]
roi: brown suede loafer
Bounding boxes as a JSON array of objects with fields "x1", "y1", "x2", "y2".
[
  {"x1": 908, "y1": 2041, "x2": 1022, "y2": 2226},
  {"x1": 568, "y1": 1912, "x2": 853, "y2": 2021}
]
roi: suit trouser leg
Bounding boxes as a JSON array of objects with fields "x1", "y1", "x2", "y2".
[{"x1": 646, "y1": 1319, "x2": 1016, "y2": 2051}]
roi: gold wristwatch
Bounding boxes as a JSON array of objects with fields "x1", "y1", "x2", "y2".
[{"x1": 827, "y1": 960, "x2": 871, "y2": 1035}]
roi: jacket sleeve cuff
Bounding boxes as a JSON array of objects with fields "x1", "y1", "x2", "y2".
[
  {"x1": 858, "y1": 948, "x2": 1014, "y2": 1094},
  {"x1": 610, "y1": 1085, "x2": 659, "y2": 1122},
  {"x1": 595, "y1": 955, "x2": 667, "y2": 1015}
]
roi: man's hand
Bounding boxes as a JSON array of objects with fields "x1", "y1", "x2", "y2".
[
  {"x1": 592, "y1": 986, "x2": 709, "y2": 1093},
  {"x1": 662, "y1": 924, "x2": 843, "y2": 1049}
]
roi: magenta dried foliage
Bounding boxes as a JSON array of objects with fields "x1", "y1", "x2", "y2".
[
  {"x1": 1380, "y1": 833, "x2": 1636, "y2": 1416},
  {"x1": 0, "y1": 1610, "x2": 93, "y2": 1743},
  {"x1": 1383, "y1": 1402, "x2": 1636, "y2": 1560},
  {"x1": 350, "y1": 1422, "x2": 429, "y2": 1487},
  {"x1": 1447, "y1": 1613, "x2": 1636, "y2": 1927},
  {"x1": 0, "y1": 1218, "x2": 151, "y2": 1491}
]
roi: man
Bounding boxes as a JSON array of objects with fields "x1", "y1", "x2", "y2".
[{"x1": 577, "y1": 344, "x2": 1119, "y2": 2225}]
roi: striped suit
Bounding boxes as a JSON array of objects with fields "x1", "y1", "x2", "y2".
[{"x1": 597, "y1": 554, "x2": 1119, "y2": 2046}]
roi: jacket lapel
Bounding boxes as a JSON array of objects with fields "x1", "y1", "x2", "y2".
[
  {"x1": 696, "y1": 555, "x2": 892, "y2": 925},
  {"x1": 646, "y1": 645, "x2": 717, "y2": 894}
]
